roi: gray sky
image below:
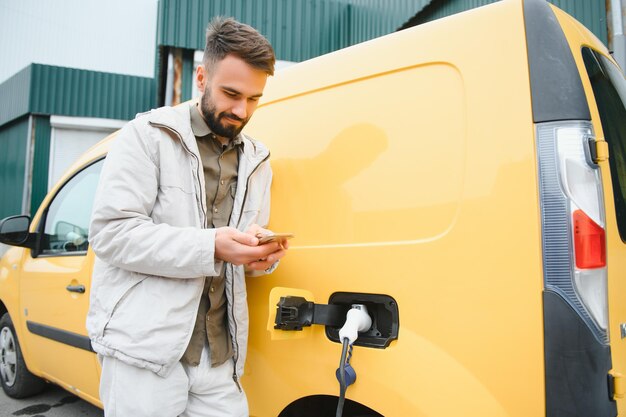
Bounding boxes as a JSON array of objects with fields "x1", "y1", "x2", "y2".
[{"x1": 0, "y1": 0, "x2": 158, "y2": 84}]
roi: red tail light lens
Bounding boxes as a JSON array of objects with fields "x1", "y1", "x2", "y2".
[{"x1": 573, "y1": 209, "x2": 606, "y2": 269}]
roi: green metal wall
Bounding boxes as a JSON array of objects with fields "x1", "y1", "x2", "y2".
[
  {"x1": 0, "y1": 117, "x2": 28, "y2": 218},
  {"x1": 28, "y1": 64, "x2": 157, "y2": 123},
  {"x1": 408, "y1": 0, "x2": 607, "y2": 45},
  {"x1": 0, "y1": 67, "x2": 31, "y2": 131},
  {"x1": 339, "y1": 0, "x2": 430, "y2": 44},
  {"x1": 0, "y1": 64, "x2": 157, "y2": 128},
  {"x1": 157, "y1": 0, "x2": 431, "y2": 62},
  {"x1": 29, "y1": 116, "x2": 51, "y2": 216},
  {"x1": 158, "y1": 0, "x2": 351, "y2": 62}
]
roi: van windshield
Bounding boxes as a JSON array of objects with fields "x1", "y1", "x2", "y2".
[{"x1": 582, "y1": 47, "x2": 626, "y2": 242}]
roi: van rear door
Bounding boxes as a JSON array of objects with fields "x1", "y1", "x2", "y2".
[
  {"x1": 580, "y1": 47, "x2": 626, "y2": 408},
  {"x1": 551, "y1": 2, "x2": 626, "y2": 414}
]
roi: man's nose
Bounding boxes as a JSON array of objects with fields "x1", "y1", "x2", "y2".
[{"x1": 231, "y1": 99, "x2": 247, "y2": 120}]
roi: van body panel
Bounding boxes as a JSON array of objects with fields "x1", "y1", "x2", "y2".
[{"x1": 246, "y1": 0, "x2": 546, "y2": 415}]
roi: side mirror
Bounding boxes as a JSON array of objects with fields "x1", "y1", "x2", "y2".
[{"x1": 0, "y1": 215, "x2": 35, "y2": 249}]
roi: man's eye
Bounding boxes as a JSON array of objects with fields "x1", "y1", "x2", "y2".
[
  {"x1": 224, "y1": 91, "x2": 237, "y2": 97},
  {"x1": 249, "y1": 97, "x2": 259, "y2": 102}
]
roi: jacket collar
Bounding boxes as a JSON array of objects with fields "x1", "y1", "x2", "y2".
[{"x1": 147, "y1": 101, "x2": 268, "y2": 165}]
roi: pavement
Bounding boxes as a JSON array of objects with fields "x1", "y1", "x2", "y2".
[{"x1": 0, "y1": 383, "x2": 103, "y2": 417}]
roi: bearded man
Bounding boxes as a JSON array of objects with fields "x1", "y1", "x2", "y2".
[{"x1": 87, "y1": 17, "x2": 286, "y2": 417}]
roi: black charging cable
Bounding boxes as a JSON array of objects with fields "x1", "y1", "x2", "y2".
[
  {"x1": 336, "y1": 338, "x2": 351, "y2": 417},
  {"x1": 335, "y1": 304, "x2": 370, "y2": 417}
]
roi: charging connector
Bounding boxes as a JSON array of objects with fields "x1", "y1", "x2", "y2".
[
  {"x1": 335, "y1": 304, "x2": 372, "y2": 417},
  {"x1": 338, "y1": 304, "x2": 372, "y2": 345}
]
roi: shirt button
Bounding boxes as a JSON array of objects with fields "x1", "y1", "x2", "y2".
[
  {"x1": 214, "y1": 208, "x2": 218, "y2": 213},
  {"x1": 220, "y1": 180, "x2": 224, "y2": 185},
  {"x1": 210, "y1": 286, "x2": 215, "y2": 293}
]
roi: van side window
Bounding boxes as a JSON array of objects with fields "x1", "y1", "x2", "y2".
[
  {"x1": 39, "y1": 159, "x2": 103, "y2": 255},
  {"x1": 582, "y1": 47, "x2": 626, "y2": 242}
]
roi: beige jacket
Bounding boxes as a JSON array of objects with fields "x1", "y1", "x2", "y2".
[{"x1": 87, "y1": 103, "x2": 273, "y2": 381}]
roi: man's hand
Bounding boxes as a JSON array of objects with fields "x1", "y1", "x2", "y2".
[
  {"x1": 214, "y1": 226, "x2": 287, "y2": 269},
  {"x1": 244, "y1": 224, "x2": 289, "y2": 271}
]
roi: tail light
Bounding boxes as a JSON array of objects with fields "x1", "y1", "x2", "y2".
[
  {"x1": 537, "y1": 121, "x2": 608, "y2": 343},
  {"x1": 573, "y1": 209, "x2": 606, "y2": 269}
]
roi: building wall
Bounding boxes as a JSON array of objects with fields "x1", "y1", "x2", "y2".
[
  {"x1": 0, "y1": 117, "x2": 28, "y2": 218},
  {"x1": 407, "y1": 0, "x2": 608, "y2": 45},
  {"x1": 0, "y1": 64, "x2": 157, "y2": 128},
  {"x1": 30, "y1": 116, "x2": 51, "y2": 215},
  {"x1": 340, "y1": 0, "x2": 431, "y2": 44},
  {"x1": 157, "y1": 0, "x2": 433, "y2": 63},
  {"x1": 157, "y1": 0, "x2": 352, "y2": 62}
]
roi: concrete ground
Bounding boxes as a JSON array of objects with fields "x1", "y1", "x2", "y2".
[{"x1": 0, "y1": 383, "x2": 103, "y2": 417}]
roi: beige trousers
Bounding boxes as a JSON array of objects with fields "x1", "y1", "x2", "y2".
[{"x1": 99, "y1": 346, "x2": 248, "y2": 417}]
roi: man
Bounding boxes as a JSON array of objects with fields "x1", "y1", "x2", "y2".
[{"x1": 87, "y1": 17, "x2": 286, "y2": 417}]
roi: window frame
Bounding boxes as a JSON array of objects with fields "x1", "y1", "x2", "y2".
[
  {"x1": 581, "y1": 47, "x2": 626, "y2": 243},
  {"x1": 32, "y1": 157, "x2": 105, "y2": 258}
]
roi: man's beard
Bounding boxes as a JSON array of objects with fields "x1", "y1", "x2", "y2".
[{"x1": 199, "y1": 88, "x2": 248, "y2": 139}]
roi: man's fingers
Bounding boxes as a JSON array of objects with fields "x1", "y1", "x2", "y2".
[
  {"x1": 232, "y1": 229, "x2": 259, "y2": 246},
  {"x1": 246, "y1": 260, "x2": 274, "y2": 271}
]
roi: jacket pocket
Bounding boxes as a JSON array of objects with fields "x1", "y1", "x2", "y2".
[
  {"x1": 159, "y1": 168, "x2": 194, "y2": 194},
  {"x1": 102, "y1": 274, "x2": 147, "y2": 335}
]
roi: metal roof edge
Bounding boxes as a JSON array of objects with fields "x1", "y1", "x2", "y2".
[
  {"x1": 0, "y1": 65, "x2": 32, "y2": 128},
  {"x1": 397, "y1": 0, "x2": 435, "y2": 30},
  {"x1": 0, "y1": 64, "x2": 157, "y2": 129}
]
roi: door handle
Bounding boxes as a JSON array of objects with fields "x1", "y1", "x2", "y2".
[{"x1": 66, "y1": 285, "x2": 85, "y2": 294}]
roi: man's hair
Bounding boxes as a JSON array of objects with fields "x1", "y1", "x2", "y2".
[{"x1": 203, "y1": 17, "x2": 275, "y2": 76}]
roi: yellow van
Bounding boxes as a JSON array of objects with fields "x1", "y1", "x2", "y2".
[{"x1": 0, "y1": 0, "x2": 625, "y2": 415}]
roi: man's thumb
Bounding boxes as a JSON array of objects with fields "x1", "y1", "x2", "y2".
[{"x1": 232, "y1": 230, "x2": 259, "y2": 246}]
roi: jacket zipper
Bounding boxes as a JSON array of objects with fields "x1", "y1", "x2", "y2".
[
  {"x1": 150, "y1": 122, "x2": 209, "y2": 362},
  {"x1": 235, "y1": 153, "x2": 270, "y2": 228},
  {"x1": 152, "y1": 120, "x2": 269, "y2": 384},
  {"x1": 149, "y1": 122, "x2": 207, "y2": 227},
  {"x1": 231, "y1": 152, "x2": 270, "y2": 383}
]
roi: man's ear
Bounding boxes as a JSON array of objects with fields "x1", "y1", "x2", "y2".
[{"x1": 196, "y1": 65, "x2": 206, "y2": 92}]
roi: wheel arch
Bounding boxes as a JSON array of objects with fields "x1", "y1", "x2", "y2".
[{"x1": 277, "y1": 394, "x2": 383, "y2": 417}]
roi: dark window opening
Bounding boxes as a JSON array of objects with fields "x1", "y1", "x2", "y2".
[{"x1": 582, "y1": 47, "x2": 626, "y2": 242}]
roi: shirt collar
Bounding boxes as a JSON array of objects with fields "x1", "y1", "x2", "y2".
[{"x1": 190, "y1": 101, "x2": 243, "y2": 146}]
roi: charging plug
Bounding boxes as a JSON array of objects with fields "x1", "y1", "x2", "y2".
[{"x1": 338, "y1": 304, "x2": 372, "y2": 345}]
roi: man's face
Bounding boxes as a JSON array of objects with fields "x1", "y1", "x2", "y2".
[{"x1": 197, "y1": 54, "x2": 268, "y2": 140}]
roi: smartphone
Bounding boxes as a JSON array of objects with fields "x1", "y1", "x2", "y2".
[{"x1": 257, "y1": 233, "x2": 295, "y2": 244}]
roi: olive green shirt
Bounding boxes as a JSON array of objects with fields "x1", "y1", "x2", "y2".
[{"x1": 181, "y1": 102, "x2": 242, "y2": 367}]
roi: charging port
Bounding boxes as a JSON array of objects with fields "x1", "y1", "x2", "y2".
[
  {"x1": 273, "y1": 292, "x2": 399, "y2": 349},
  {"x1": 326, "y1": 292, "x2": 399, "y2": 349}
]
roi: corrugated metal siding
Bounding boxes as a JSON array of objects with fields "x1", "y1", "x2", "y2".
[
  {"x1": 158, "y1": 0, "x2": 352, "y2": 62},
  {"x1": 0, "y1": 64, "x2": 157, "y2": 127},
  {"x1": 338, "y1": 0, "x2": 431, "y2": 44},
  {"x1": 157, "y1": 0, "x2": 434, "y2": 60},
  {"x1": 29, "y1": 64, "x2": 157, "y2": 122},
  {"x1": 0, "y1": 117, "x2": 28, "y2": 218},
  {"x1": 29, "y1": 116, "x2": 51, "y2": 215},
  {"x1": 0, "y1": 66, "x2": 31, "y2": 130},
  {"x1": 409, "y1": 0, "x2": 607, "y2": 45}
]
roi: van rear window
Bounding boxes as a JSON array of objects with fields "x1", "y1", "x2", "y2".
[{"x1": 582, "y1": 47, "x2": 626, "y2": 242}]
